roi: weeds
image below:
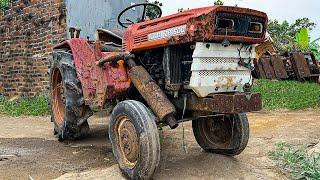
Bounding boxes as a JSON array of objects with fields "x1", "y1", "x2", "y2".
[
  {"x1": 0, "y1": 94, "x2": 50, "y2": 116},
  {"x1": 252, "y1": 79, "x2": 320, "y2": 110},
  {"x1": 269, "y1": 143, "x2": 320, "y2": 180}
]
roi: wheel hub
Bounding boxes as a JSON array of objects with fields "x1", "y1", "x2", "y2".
[
  {"x1": 204, "y1": 116, "x2": 232, "y2": 146},
  {"x1": 116, "y1": 116, "x2": 138, "y2": 168},
  {"x1": 51, "y1": 68, "x2": 66, "y2": 126}
]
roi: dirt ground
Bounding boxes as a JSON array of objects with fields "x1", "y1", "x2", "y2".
[{"x1": 0, "y1": 109, "x2": 319, "y2": 180}]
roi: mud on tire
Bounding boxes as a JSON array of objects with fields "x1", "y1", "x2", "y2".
[
  {"x1": 192, "y1": 114, "x2": 249, "y2": 156},
  {"x1": 50, "y1": 49, "x2": 93, "y2": 141},
  {"x1": 109, "y1": 100, "x2": 160, "y2": 180}
]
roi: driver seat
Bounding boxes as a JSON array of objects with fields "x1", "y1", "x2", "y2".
[{"x1": 96, "y1": 28, "x2": 124, "y2": 52}]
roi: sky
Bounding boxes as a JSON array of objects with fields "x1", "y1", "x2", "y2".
[{"x1": 158, "y1": 0, "x2": 320, "y2": 41}]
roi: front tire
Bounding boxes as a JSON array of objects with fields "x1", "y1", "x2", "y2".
[
  {"x1": 50, "y1": 50, "x2": 93, "y2": 141},
  {"x1": 192, "y1": 114, "x2": 249, "y2": 156},
  {"x1": 109, "y1": 100, "x2": 160, "y2": 180}
]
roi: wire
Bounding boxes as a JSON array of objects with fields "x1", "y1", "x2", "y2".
[{"x1": 181, "y1": 95, "x2": 188, "y2": 153}]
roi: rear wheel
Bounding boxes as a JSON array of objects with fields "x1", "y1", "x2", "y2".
[
  {"x1": 192, "y1": 114, "x2": 249, "y2": 156},
  {"x1": 109, "y1": 100, "x2": 160, "y2": 180},
  {"x1": 50, "y1": 50, "x2": 93, "y2": 141}
]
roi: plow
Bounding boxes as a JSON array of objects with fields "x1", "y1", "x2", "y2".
[
  {"x1": 50, "y1": 3, "x2": 269, "y2": 179},
  {"x1": 254, "y1": 31, "x2": 320, "y2": 83},
  {"x1": 254, "y1": 52, "x2": 320, "y2": 82}
]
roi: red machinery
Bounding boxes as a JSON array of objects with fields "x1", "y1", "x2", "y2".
[{"x1": 50, "y1": 3, "x2": 267, "y2": 179}]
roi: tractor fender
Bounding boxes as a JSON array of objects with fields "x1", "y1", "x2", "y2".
[{"x1": 53, "y1": 38, "x2": 131, "y2": 108}]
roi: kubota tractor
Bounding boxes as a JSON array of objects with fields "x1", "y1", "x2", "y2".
[{"x1": 50, "y1": 3, "x2": 267, "y2": 179}]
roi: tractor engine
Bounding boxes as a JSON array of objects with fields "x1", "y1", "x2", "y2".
[{"x1": 135, "y1": 43, "x2": 256, "y2": 97}]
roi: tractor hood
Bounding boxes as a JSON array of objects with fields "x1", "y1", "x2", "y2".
[{"x1": 123, "y1": 6, "x2": 268, "y2": 52}]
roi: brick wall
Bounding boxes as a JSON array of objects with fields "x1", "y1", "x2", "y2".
[{"x1": 0, "y1": 0, "x2": 67, "y2": 97}]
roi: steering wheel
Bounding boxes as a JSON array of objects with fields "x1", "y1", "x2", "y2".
[{"x1": 118, "y1": 3, "x2": 162, "y2": 28}]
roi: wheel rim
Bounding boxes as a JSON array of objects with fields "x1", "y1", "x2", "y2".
[
  {"x1": 115, "y1": 115, "x2": 139, "y2": 169},
  {"x1": 201, "y1": 116, "x2": 233, "y2": 148},
  {"x1": 51, "y1": 68, "x2": 66, "y2": 126}
]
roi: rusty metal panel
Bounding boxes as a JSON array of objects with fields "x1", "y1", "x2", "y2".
[
  {"x1": 65, "y1": 0, "x2": 144, "y2": 40},
  {"x1": 270, "y1": 55, "x2": 288, "y2": 79},
  {"x1": 56, "y1": 38, "x2": 131, "y2": 108},
  {"x1": 173, "y1": 93, "x2": 262, "y2": 114},
  {"x1": 253, "y1": 59, "x2": 266, "y2": 78},
  {"x1": 291, "y1": 53, "x2": 311, "y2": 79},
  {"x1": 260, "y1": 56, "x2": 275, "y2": 79}
]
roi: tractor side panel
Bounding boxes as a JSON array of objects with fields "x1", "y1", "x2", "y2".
[{"x1": 55, "y1": 38, "x2": 130, "y2": 107}]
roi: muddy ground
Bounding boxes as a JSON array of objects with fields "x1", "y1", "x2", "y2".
[{"x1": 0, "y1": 109, "x2": 319, "y2": 180}]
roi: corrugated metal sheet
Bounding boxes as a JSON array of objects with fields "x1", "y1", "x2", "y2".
[{"x1": 64, "y1": 0, "x2": 144, "y2": 40}]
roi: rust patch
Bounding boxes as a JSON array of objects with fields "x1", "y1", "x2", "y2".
[
  {"x1": 128, "y1": 66, "x2": 177, "y2": 124},
  {"x1": 172, "y1": 93, "x2": 262, "y2": 114},
  {"x1": 270, "y1": 55, "x2": 288, "y2": 79},
  {"x1": 260, "y1": 56, "x2": 275, "y2": 79},
  {"x1": 290, "y1": 53, "x2": 311, "y2": 79}
]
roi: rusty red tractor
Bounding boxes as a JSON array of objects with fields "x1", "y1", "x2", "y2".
[{"x1": 50, "y1": 3, "x2": 266, "y2": 179}]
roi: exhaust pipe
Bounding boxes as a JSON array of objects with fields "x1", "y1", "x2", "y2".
[{"x1": 127, "y1": 59, "x2": 178, "y2": 129}]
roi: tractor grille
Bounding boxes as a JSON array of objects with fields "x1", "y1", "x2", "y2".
[
  {"x1": 215, "y1": 12, "x2": 266, "y2": 38},
  {"x1": 122, "y1": 42, "x2": 128, "y2": 50},
  {"x1": 196, "y1": 70, "x2": 250, "y2": 77},
  {"x1": 199, "y1": 57, "x2": 238, "y2": 64},
  {"x1": 134, "y1": 35, "x2": 148, "y2": 44}
]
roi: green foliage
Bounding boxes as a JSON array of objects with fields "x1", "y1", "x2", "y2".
[
  {"x1": 146, "y1": 0, "x2": 163, "y2": 19},
  {"x1": 0, "y1": 94, "x2": 50, "y2": 116},
  {"x1": 295, "y1": 27, "x2": 309, "y2": 51},
  {"x1": 214, "y1": 0, "x2": 224, "y2": 5},
  {"x1": 268, "y1": 18, "x2": 317, "y2": 53},
  {"x1": 269, "y1": 143, "x2": 320, "y2": 179},
  {"x1": 252, "y1": 79, "x2": 320, "y2": 110},
  {"x1": 310, "y1": 38, "x2": 320, "y2": 61},
  {"x1": 0, "y1": 0, "x2": 9, "y2": 10}
]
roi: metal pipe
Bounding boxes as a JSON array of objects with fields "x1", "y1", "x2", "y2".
[
  {"x1": 128, "y1": 64, "x2": 178, "y2": 129},
  {"x1": 96, "y1": 53, "x2": 135, "y2": 67}
]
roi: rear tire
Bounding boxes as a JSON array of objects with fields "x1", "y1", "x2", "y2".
[
  {"x1": 192, "y1": 114, "x2": 249, "y2": 156},
  {"x1": 109, "y1": 100, "x2": 160, "y2": 180},
  {"x1": 50, "y1": 50, "x2": 93, "y2": 141}
]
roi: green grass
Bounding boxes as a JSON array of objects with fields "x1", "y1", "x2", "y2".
[
  {"x1": 252, "y1": 79, "x2": 320, "y2": 110},
  {"x1": 269, "y1": 143, "x2": 320, "y2": 180},
  {"x1": 0, "y1": 79, "x2": 318, "y2": 116},
  {"x1": 0, "y1": 94, "x2": 50, "y2": 116}
]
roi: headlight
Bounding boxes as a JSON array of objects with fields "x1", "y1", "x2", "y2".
[
  {"x1": 249, "y1": 22, "x2": 263, "y2": 33},
  {"x1": 216, "y1": 18, "x2": 235, "y2": 31}
]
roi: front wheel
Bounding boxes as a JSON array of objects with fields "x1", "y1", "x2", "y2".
[
  {"x1": 192, "y1": 114, "x2": 249, "y2": 156},
  {"x1": 109, "y1": 100, "x2": 160, "y2": 180}
]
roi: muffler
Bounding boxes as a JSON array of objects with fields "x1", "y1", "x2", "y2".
[{"x1": 127, "y1": 60, "x2": 178, "y2": 129}]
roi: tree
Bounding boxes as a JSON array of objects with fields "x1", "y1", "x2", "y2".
[
  {"x1": 146, "y1": 0, "x2": 163, "y2": 19},
  {"x1": 214, "y1": 0, "x2": 224, "y2": 5},
  {"x1": 268, "y1": 18, "x2": 316, "y2": 53},
  {"x1": 0, "y1": 0, "x2": 10, "y2": 10}
]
